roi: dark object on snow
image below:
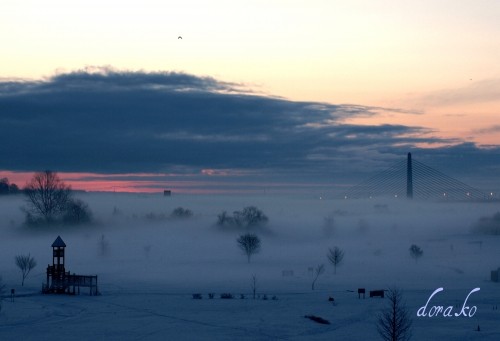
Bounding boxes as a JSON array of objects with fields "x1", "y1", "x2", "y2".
[
  {"x1": 220, "y1": 293, "x2": 233, "y2": 299},
  {"x1": 163, "y1": 190, "x2": 171, "y2": 196},
  {"x1": 262, "y1": 294, "x2": 268, "y2": 300},
  {"x1": 358, "y1": 288, "x2": 366, "y2": 299},
  {"x1": 272, "y1": 295, "x2": 278, "y2": 300},
  {"x1": 43, "y1": 236, "x2": 98, "y2": 296},
  {"x1": 208, "y1": 293, "x2": 215, "y2": 299},
  {"x1": 491, "y1": 268, "x2": 500, "y2": 282},
  {"x1": 192, "y1": 294, "x2": 202, "y2": 299},
  {"x1": 476, "y1": 325, "x2": 480, "y2": 332},
  {"x1": 304, "y1": 315, "x2": 331, "y2": 325},
  {"x1": 370, "y1": 290, "x2": 385, "y2": 298},
  {"x1": 328, "y1": 296, "x2": 334, "y2": 302},
  {"x1": 240, "y1": 294, "x2": 245, "y2": 299}
]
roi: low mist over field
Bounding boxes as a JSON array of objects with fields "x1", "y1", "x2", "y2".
[{"x1": 1, "y1": 193, "x2": 498, "y2": 291}]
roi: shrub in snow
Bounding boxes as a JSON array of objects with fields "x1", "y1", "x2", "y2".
[
  {"x1": 170, "y1": 207, "x2": 193, "y2": 219},
  {"x1": 305, "y1": 315, "x2": 330, "y2": 325},
  {"x1": 63, "y1": 199, "x2": 93, "y2": 224},
  {"x1": 409, "y1": 244, "x2": 423, "y2": 263}
]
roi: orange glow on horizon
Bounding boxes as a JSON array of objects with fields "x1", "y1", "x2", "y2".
[
  {"x1": 0, "y1": 171, "x2": 173, "y2": 193},
  {"x1": 0, "y1": 170, "x2": 337, "y2": 194}
]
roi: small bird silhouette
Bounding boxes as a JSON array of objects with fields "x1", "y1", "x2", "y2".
[{"x1": 178, "y1": 36, "x2": 182, "y2": 39}]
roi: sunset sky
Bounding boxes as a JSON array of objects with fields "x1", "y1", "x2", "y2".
[{"x1": 1, "y1": 0, "x2": 499, "y2": 193}]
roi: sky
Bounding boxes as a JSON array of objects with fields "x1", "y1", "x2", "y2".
[{"x1": 1, "y1": 0, "x2": 499, "y2": 193}]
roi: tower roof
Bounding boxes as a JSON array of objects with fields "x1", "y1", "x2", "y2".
[{"x1": 51, "y1": 236, "x2": 66, "y2": 248}]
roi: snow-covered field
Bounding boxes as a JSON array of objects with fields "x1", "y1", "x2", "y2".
[{"x1": 1, "y1": 193, "x2": 499, "y2": 340}]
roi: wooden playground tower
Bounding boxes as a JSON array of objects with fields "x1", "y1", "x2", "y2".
[{"x1": 43, "y1": 236, "x2": 98, "y2": 295}]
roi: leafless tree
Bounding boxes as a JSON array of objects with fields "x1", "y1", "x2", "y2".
[
  {"x1": 251, "y1": 274, "x2": 257, "y2": 299},
  {"x1": 311, "y1": 264, "x2": 325, "y2": 290},
  {"x1": 376, "y1": 288, "x2": 412, "y2": 341},
  {"x1": 237, "y1": 233, "x2": 261, "y2": 263},
  {"x1": 236, "y1": 206, "x2": 268, "y2": 227},
  {"x1": 63, "y1": 199, "x2": 92, "y2": 224},
  {"x1": 327, "y1": 246, "x2": 345, "y2": 274},
  {"x1": 24, "y1": 171, "x2": 72, "y2": 223},
  {"x1": 15, "y1": 254, "x2": 37, "y2": 286},
  {"x1": 409, "y1": 244, "x2": 423, "y2": 263},
  {"x1": 170, "y1": 207, "x2": 193, "y2": 219},
  {"x1": 218, "y1": 206, "x2": 268, "y2": 229}
]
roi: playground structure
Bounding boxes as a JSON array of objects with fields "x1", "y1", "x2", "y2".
[{"x1": 42, "y1": 236, "x2": 98, "y2": 295}]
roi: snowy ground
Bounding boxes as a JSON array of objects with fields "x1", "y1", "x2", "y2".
[{"x1": 0, "y1": 193, "x2": 499, "y2": 340}]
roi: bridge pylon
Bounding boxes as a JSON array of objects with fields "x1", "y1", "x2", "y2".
[{"x1": 407, "y1": 152, "x2": 413, "y2": 199}]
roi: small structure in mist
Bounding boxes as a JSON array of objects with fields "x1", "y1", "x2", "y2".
[
  {"x1": 43, "y1": 236, "x2": 98, "y2": 295},
  {"x1": 163, "y1": 190, "x2": 172, "y2": 196}
]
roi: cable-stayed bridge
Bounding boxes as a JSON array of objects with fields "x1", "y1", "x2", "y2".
[{"x1": 343, "y1": 153, "x2": 491, "y2": 201}]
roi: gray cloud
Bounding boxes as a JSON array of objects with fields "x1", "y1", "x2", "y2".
[{"x1": 1, "y1": 68, "x2": 498, "y2": 188}]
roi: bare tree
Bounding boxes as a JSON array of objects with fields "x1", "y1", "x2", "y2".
[
  {"x1": 15, "y1": 254, "x2": 37, "y2": 286},
  {"x1": 63, "y1": 199, "x2": 92, "y2": 224},
  {"x1": 376, "y1": 288, "x2": 412, "y2": 341},
  {"x1": 237, "y1": 233, "x2": 261, "y2": 263},
  {"x1": 327, "y1": 246, "x2": 345, "y2": 274},
  {"x1": 251, "y1": 274, "x2": 257, "y2": 299},
  {"x1": 311, "y1": 264, "x2": 325, "y2": 290},
  {"x1": 218, "y1": 206, "x2": 268, "y2": 229},
  {"x1": 236, "y1": 206, "x2": 268, "y2": 227},
  {"x1": 409, "y1": 244, "x2": 423, "y2": 263},
  {"x1": 170, "y1": 207, "x2": 193, "y2": 219},
  {"x1": 24, "y1": 171, "x2": 72, "y2": 223}
]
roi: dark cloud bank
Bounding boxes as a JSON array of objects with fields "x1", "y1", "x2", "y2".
[{"x1": 1, "y1": 68, "x2": 499, "y2": 190}]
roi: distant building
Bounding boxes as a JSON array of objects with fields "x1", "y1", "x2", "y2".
[{"x1": 164, "y1": 190, "x2": 172, "y2": 196}]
